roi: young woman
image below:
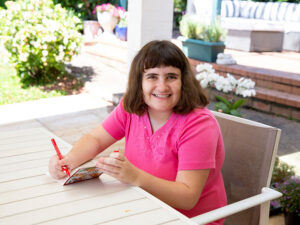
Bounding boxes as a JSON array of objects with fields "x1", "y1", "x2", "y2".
[{"x1": 49, "y1": 40, "x2": 227, "y2": 224}]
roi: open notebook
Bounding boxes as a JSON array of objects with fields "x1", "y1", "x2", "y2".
[{"x1": 52, "y1": 159, "x2": 103, "y2": 185}]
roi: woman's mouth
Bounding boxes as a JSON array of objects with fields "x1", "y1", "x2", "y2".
[{"x1": 152, "y1": 94, "x2": 171, "y2": 98}]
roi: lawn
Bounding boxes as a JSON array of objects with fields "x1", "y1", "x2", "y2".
[{"x1": 0, "y1": 62, "x2": 83, "y2": 106}]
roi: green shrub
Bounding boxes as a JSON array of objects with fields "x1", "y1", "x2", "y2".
[
  {"x1": 271, "y1": 157, "x2": 296, "y2": 184},
  {"x1": 0, "y1": 0, "x2": 83, "y2": 86},
  {"x1": 53, "y1": 0, "x2": 119, "y2": 20}
]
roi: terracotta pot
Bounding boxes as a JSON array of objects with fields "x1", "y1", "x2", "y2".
[{"x1": 83, "y1": 20, "x2": 100, "y2": 38}]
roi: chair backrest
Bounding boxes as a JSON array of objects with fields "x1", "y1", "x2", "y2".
[{"x1": 212, "y1": 111, "x2": 281, "y2": 225}]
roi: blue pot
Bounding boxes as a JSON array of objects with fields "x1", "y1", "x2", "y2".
[{"x1": 115, "y1": 25, "x2": 127, "y2": 41}]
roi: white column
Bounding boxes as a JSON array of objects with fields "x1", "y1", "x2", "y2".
[
  {"x1": 127, "y1": 0, "x2": 174, "y2": 65},
  {"x1": 186, "y1": 0, "x2": 214, "y2": 24}
]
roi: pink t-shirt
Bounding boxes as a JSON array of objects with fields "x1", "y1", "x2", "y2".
[{"x1": 102, "y1": 102, "x2": 227, "y2": 223}]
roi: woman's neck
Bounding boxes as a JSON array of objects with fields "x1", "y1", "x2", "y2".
[{"x1": 148, "y1": 110, "x2": 172, "y2": 133}]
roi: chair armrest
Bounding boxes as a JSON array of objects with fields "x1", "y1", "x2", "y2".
[{"x1": 191, "y1": 187, "x2": 282, "y2": 225}]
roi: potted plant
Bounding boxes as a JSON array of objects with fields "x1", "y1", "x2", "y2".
[
  {"x1": 115, "y1": 7, "x2": 128, "y2": 41},
  {"x1": 178, "y1": 15, "x2": 227, "y2": 62},
  {"x1": 95, "y1": 3, "x2": 121, "y2": 35},
  {"x1": 270, "y1": 157, "x2": 296, "y2": 216},
  {"x1": 277, "y1": 176, "x2": 300, "y2": 225}
]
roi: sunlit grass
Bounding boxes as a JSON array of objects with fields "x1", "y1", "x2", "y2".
[{"x1": 0, "y1": 62, "x2": 68, "y2": 106}]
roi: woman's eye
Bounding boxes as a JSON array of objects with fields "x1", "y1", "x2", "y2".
[
  {"x1": 168, "y1": 75, "x2": 177, "y2": 79},
  {"x1": 146, "y1": 74, "x2": 156, "y2": 80}
]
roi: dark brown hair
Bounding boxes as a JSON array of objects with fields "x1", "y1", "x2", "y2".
[{"x1": 123, "y1": 40, "x2": 209, "y2": 115}]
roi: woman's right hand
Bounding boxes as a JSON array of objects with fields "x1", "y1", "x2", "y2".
[{"x1": 48, "y1": 155, "x2": 72, "y2": 179}]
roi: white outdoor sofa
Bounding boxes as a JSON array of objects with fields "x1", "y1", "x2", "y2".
[{"x1": 187, "y1": 0, "x2": 300, "y2": 52}]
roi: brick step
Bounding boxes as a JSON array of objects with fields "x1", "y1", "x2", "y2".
[
  {"x1": 207, "y1": 88, "x2": 300, "y2": 120},
  {"x1": 188, "y1": 58, "x2": 300, "y2": 96},
  {"x1": 188, "y1": 58, "x2": 300, "y2": 120},
  {"x1": 255, "y1": 87, "x2": 300, "y2": 108}
]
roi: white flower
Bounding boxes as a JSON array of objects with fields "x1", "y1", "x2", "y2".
[
  {"x1": 70, "y1": 42, "x2": 76, "y2": 50},
  {"x1": 196, "y1": 72, "x2": 207, "y2": 80},
  {"x1": 35, "y1": 24, "x2": 44, "y2": 32},
  {"x1": 237, "y1": 78, "x2": 255, "y2": 89},
  {"x1": 42, "y1": 50, "x2": 48, "y2": 56},
  {"x1": 56, "y1": 52, "x2": 64, "y2": 61},
  {"x1": 226, "y1": 73, "x2": 237, "y2": 86},
  {"x1": 59, "y1": 45, "x2": 64, "y2": 52},
  {"x1": 207, "y1": 72, "x2": 219, "y2": 83},
  {"x1": 19, "y1": 53, "x2": 29, "y2": 62},
  {"x1": 32, "y1": 41, "x2": 40, "y2": 48},
  {"x1": 200, "y1": 79, "x2": 209, "y2": 88},
  {"x1": 215, "y1": 76, "x2": 233, "y2": 93},
  {"x1": 196, "y1": 63, "x2": 214, "y2": 73},
  {"x1": 195, "y1": 63, "x2": 256, "y2": 98},
  {"x1": 63, "y1": 37, "x2": 68, "y2": 45}
]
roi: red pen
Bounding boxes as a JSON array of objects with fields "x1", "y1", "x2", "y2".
[
  {"x1": 51, "y1": 138, "x2": 71, "y2": 177},
  {"x1": 114, "y1": 150, "x2": 119, "y2": 153}
]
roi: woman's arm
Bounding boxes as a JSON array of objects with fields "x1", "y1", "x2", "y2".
[
  {"x1": 139, "y1": 168, "x2": 209, "y2": 210},
  {"x1": 49, "y1": 125, "x2": 117, "y2": 179},
  {"x1": 96, "y1": 152, "x2": 209, "y2": 210}
]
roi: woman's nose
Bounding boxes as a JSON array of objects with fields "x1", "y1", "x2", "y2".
[{"x1": 157, "y1": 78, "x2": 168, "y2": 91}]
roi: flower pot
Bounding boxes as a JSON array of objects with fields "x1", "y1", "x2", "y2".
[
  {"x1": 83, "y1": 20, "x2": 100, "y2": 39},
  {"x1": 97, "y1": 11, "x2": 118, "y2": 35},
  {"x1": 179, "y1": 37, "x2": 225, "y2": 62},
  {"x1": 284, "y1": 212, "x2": 300, "y2": 225},
  {"x1": 115, "y1": 25, "x2": 127, "y2": 41}
]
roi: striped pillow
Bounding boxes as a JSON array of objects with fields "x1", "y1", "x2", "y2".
[
  {"x1": 291, "y1": 4, "x2": 300, "y2": 22},
  {"x1": 284, "y1": 3, "x2": 296, "y2": 22},
  {"x1": 277, "y1": 2, "x2": 289, "y2": 21},
  {"x1": 249, "y1": 2, "x2": 260, "y2": 19},
  {"x1": 221, "y1": 2, "x2": 228, "y2": 17},
  {"x1": 262, "y1": 2, "x2": 274, "y2": 20},
  {"x1": 232, "y1": 0, "x2": 241, "y2": 17},
  {"x1": 270, "y1": 3, "x2": 280, "y2": 21},
  {"x1": 221, "y1": 0, "x2": 241, "y2": 17},
  {"x1": 240, "y1": 1, "x2": 256, "y2": 18},
  {"x1": 225, "y1": 0, "x2": 235, "y2": 17},
  {"x1": 255, "y1": 2, "x2": 266, "y2": 19}
]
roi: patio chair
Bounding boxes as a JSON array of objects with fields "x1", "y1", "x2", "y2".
[{"x1": 192, "y1": 111, "x2": 282, "y2": 225}]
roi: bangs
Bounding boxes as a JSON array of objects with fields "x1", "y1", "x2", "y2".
[{"x1": 142, "y1": 41, "x2": 185, "y2": 71}]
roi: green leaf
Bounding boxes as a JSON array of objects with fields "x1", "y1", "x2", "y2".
[
  {"x1": 215, "y1": 95, "x2": 232, "y2": 108},
  {"x1": 232, "y1": 99, "x2": 246, "y2": 109},
  {"x1": 230, "y1": 109, "x2": 242, "y2": 117},
  {"x1": 215, "y1": 102, "x2": 230, "y2": 114}
]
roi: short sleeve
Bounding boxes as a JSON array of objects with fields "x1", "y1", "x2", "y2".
[
  {"x1": 102, "y1": 100, "x2": 128, "y2": 140},
  {"x1": 177, "y1": 111, "x2": 220, "y2": 170}
]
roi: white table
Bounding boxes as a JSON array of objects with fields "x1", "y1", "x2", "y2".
[{"x1": 0, "y1": 127, "x2": 196, "y2": 225}]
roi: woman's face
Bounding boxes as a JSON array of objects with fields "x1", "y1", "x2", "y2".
[{"x1": 142, "y1": 66, "x2": 182, "y2": 116}]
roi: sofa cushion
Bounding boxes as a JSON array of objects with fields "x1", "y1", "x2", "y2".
[
  {"x1": 291, "y1": 4, "x2": 300, "y2": 22},
  {"x1": 221, "y1": 0, "x2": 300, "y2": 22},
  {"x1": 221, "y1": 17, "x2": 284, "y2": 31},
  {"x1": 221, "y1": 0, "x2": 241, "y2": 17},
  {"x1": 248, "y1": 2, "x2": 260, "y2": 19},
  {"x1": 277, "y1": 2, "x2": 289, "y2": 21},
  {"x1": 240, "y1": 1, "x2": 255, "y2": 18},
  {"x1": 254, "y1": 2, "x2": 266, "y2": 20}
]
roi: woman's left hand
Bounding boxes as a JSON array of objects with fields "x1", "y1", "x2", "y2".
[{"x1": 95, "y1": 151, "x2": 140, "y2": 186}]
